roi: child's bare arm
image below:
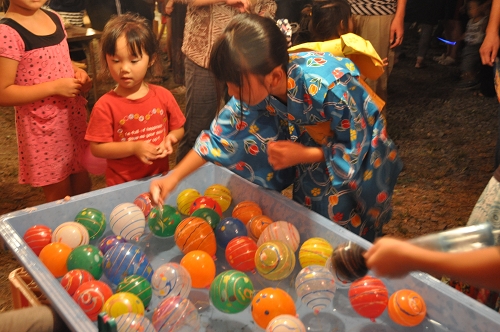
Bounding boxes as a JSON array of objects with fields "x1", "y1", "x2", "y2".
[
  {"x1": 0, "y1": 57, "x2": 84, "y2": 106},
  {"x1": 267, "y1": 141, "x2": 324, "y2": 170}
]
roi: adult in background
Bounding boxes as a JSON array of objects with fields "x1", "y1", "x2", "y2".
[
  {"x1": 347, "y1": 0, "x2": 407, "y2": 103},
  {"x1": 479, "y1": 0, "x2": 500, "y2": 167},
  {"x1": 174, "y1": 0, "x2": 277, "y2": 163}
]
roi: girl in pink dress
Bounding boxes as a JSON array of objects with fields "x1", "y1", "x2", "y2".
[{"x1": 0, "y1": 0, "x2": 92, "y2": 202}]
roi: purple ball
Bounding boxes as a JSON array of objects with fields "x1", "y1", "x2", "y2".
[{"x1": 98, "y1": 235, "x2": 127, "y2": 254}]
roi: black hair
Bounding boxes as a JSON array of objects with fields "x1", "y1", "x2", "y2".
[
  {"x1": 209, "y1": 13, "x2": 289, "y2": 90},
  {"x1": 310, "y1": 0, "x2": 352, "y2": 41},
  {"x1": 98, "y1": 12, "x2": 161, "y2": 81}
]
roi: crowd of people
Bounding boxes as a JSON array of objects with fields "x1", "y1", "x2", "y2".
[{"x1": 1, "y1": 0, "x2": 500, "y2": 329}]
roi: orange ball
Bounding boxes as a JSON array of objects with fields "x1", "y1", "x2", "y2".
[
  {"x1": 39, "y1": 242, "x2": 72, "y2": 277},
  {"x1": 232, "y1": 201, "x2": 262, "y2": 225},
  {"x1": 246, "y1": 215, "x2": 273, "y2": 241},
  {"x1": 388, "y1": 289, "x2": 427, "y2": 327},
  {"x1": 174, "y1": 217, "x2": 217, "y2": 257},
  {"x1": 251, "y1": 287, "x2": 296, "y2": 329},
  {"x1": 180, "y1": 250, "x2": 216, "y2": 289}
]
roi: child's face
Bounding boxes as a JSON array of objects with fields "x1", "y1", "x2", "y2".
[
  {"x1": 226, "y1": 73, "x2": 270, "y2": 106},
  {"x1": 9, "y1": 0, "x2": 47, "y2": 11},
  {"x1": 106, "y1": 35, "x2": 150, "y2": 93},
  {"x1": 467, "y1": 2, "x2": 481, "y2": 19}
]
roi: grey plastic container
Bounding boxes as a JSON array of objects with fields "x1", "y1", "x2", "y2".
[{"x1": 1, "y1": 164, "x2": 499, "y2": 331}]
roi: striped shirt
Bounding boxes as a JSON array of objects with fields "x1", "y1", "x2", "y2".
[{"x1": 347, "y1": 0, "x2": 397, "y2": 16}]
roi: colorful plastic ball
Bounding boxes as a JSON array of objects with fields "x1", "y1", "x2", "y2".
[
  {"x1": 98, "y1": 235, "x2": 127, "y2": 255},
  {"x1": 388, "y1": 289, "x2": 427, "y2": 327},
  {"x1": 266, "y1": 314, "x2": 306, "y2": 332},
  {"x1": 209, "y1": 270, "x2": 254, "y2": 314},
  {"x1": 73, "y1": 280, "x2": 113, "y2": 321},
  {"x1": 295, "y1": 265, "x2": 336, "y2": 313},
  {"x1": 176, "y1": 188, "x2": 201, "y2": 215},
  {"x1": 67, "y1": 244, "x2": 104, "y2": 279},
  {"x1": 51, "y1": 221, "x2": 89, "y2": 249},
  {"x1": 330, "y1": 241, "x2": 368, "y2": 283},
  {"x1": 115, "y1": 313, "x2": 156, "y2": 332},
  {"x1": 147, "y1": 205, "x2": 182, "y2": 238},
  {"x1": 204, "y1": 184, "x2": 232, "y2": 212},
  {"x1": 348, "y1": 275, "x2": 389, "y2": 321},
  {"x1": 254, "y1": 240, "x2": 296, "y2": 281},
  {"x1": 191, "y1": 207, "x2": 221, "y2": 229},
  {"x1": 74, "y1": 207, "x2": 106, "y2": 240},
  {"x1": 116, "y1": 275, "x2": 153, "y2": 307},
  {"x1": 109, "y1": 203, "x2": 146, "y2": 241},
  {"x1": 103, "y1": 243, "x2": 154, "y2": 285},
  {"x1": 232, "y1": 200, "x2": 263, "y2": 225},
  {"x1": 325, "y1": 256, "x2": 352, "y2": 289},
  {"x1": 189, "y1": 196, "x2": 223, "y2": 217},
  {"x1": 174, "y1": 216, "x2": 217, "y2": 256},
  {"x1": 246, "y1": 215, "x2": 273, "y2": 241},
  {"x1": 225, "y1": 236, "x2": 258, "y2": 272},
  {"x1": 215, "y1": 217, "x2": 247, "y2": 249},
  {"x1": 60, "y1": 269, "x2": 95, "y2": 296},
  {"x1": 251, "y1": 287, "x2": 296, "y2": 329},
  {"x1": 180, "y1": 250, "x2": 216, "y2": 289},
  {"x1": 257, "y1": 221, "x2": 300, "y2": 252},
  {"x1": 298, "y1": 237, "x2": 333, "y2": 268},
  {"x1": 39, "y1": 242, "x2": 72, "y2": 277},
  {"x1": 102, "y1": 292, "x2": 145, "y2": 318},
  {"x1": 133, "y1": 192, "x2": 154, "y2": 218},
  {"x1": 151, "y1": 262, "x2": 192, "y2": 300},
  {"x1": 81, "y1": 144, "x2": 107, "y2": 175},
  {"x1": 152, "y1": 296, "x2": 201, "y2": 332},
  {"x1": 23, "y1": 225, "x2": 52, "y2": 256}
]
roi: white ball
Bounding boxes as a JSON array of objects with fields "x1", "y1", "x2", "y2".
[
  {"x1": 110, "y1": 203, "x2": 146, "y2": 241},
  {"x1": 266, "y1": 314, "x2": 306, "y2": 332},
  {"x1": 51, "y1": 221, "x2": 89, "y2": 248}
]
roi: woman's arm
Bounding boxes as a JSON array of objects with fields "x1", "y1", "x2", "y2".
[
  {"x1": 0, "y1": 57, "x2": 84, "y2": 106},
  {"x1": 480, "y1": 0, "x2": 500, "y2": 65}
]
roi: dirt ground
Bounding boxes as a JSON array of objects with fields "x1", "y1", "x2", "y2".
[{"x1": 0, "y1": 28, "x2": 499, "y2": 312}]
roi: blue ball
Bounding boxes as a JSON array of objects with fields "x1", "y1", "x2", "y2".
[
  {"x1": 215, "y1": 217, "x2": 247, "y2": 249},
  {"x1": 102, "y1": 243, "x2": 154, "y2": 285}
]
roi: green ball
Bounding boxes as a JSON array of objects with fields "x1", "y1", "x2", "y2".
[
  {"x1": 191, "y1": 207, "x2": 221, "y2": 229},
  {"x1": 116, "y1": 275, "x2": 153, "y2": 307},
  {"x1": 75, "y1": 208, "x2": 106, "y2": 240},
  {"x1": 209, "y1": 270, "x2": 254, "y2": 314},
  {"x1": 147, "y1": 205, "x2": 182, "y2": 237},
  {"x1": 66, "y1": 244, "x2": 104, "y2": 279}
]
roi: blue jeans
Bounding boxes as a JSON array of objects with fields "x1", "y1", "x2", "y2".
[{"x1": 176, "y1": 57, "x2": 221, "y2": 162}]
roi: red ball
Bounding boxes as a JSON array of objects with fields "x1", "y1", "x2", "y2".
[
  {"x1": 225, "y1": 236, "x2": 258, "y2": 272},
  {"x1": 60, "y1": 269, "x2": 95, "y2": 296},
  {"x1": 23, "y1": 225, "x2": 52, "y2": 256},
  {"x1": 189, "y1": 196, "x2": 223, "y2": 217},
  {"x1": 73, "y1": 280, "x2": 113, "y2": 321},
  {"x1": 348, "y1": 275, "x2": 388, "y2": 321}
]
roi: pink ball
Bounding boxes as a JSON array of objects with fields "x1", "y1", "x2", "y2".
[
  {"x1": 81, "y1": 144, "x2": 106, "y2": 175},
  {"x1": 60, "y1": 269, "x2": 95, "y2": 296}
]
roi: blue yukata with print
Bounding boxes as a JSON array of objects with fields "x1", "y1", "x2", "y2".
[
  {"x1": 270, "y1": 51, "x2": 403, "y2": 241},
  {"x1": 193, "y1": 96, "x2": 295, "y2": 191}
]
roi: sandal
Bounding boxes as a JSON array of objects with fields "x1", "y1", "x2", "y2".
[
  {"x1": 433, "y1": 53, "x2": 446, "y2": 62},
  {"x1": 438, "y1": 56, "x2": 455, "y2": 66}
]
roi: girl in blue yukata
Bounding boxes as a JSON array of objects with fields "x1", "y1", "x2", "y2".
[{"x1": 150, "y1": 13, "x2": 402, "y2": 242}]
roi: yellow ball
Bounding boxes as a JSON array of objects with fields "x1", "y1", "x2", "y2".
[
  {"x1": 204, "y1": 184, "x2": 232, "y2": 212},
  {"x1": 298, "y1": 237, "x2": 333, "y2": 268},
  {"x1": 176, "y1": 188, "x2": 201, "y2": 215},
  {"x1": 101, "y1": 292, "x2": 144, "y2": 318}
]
